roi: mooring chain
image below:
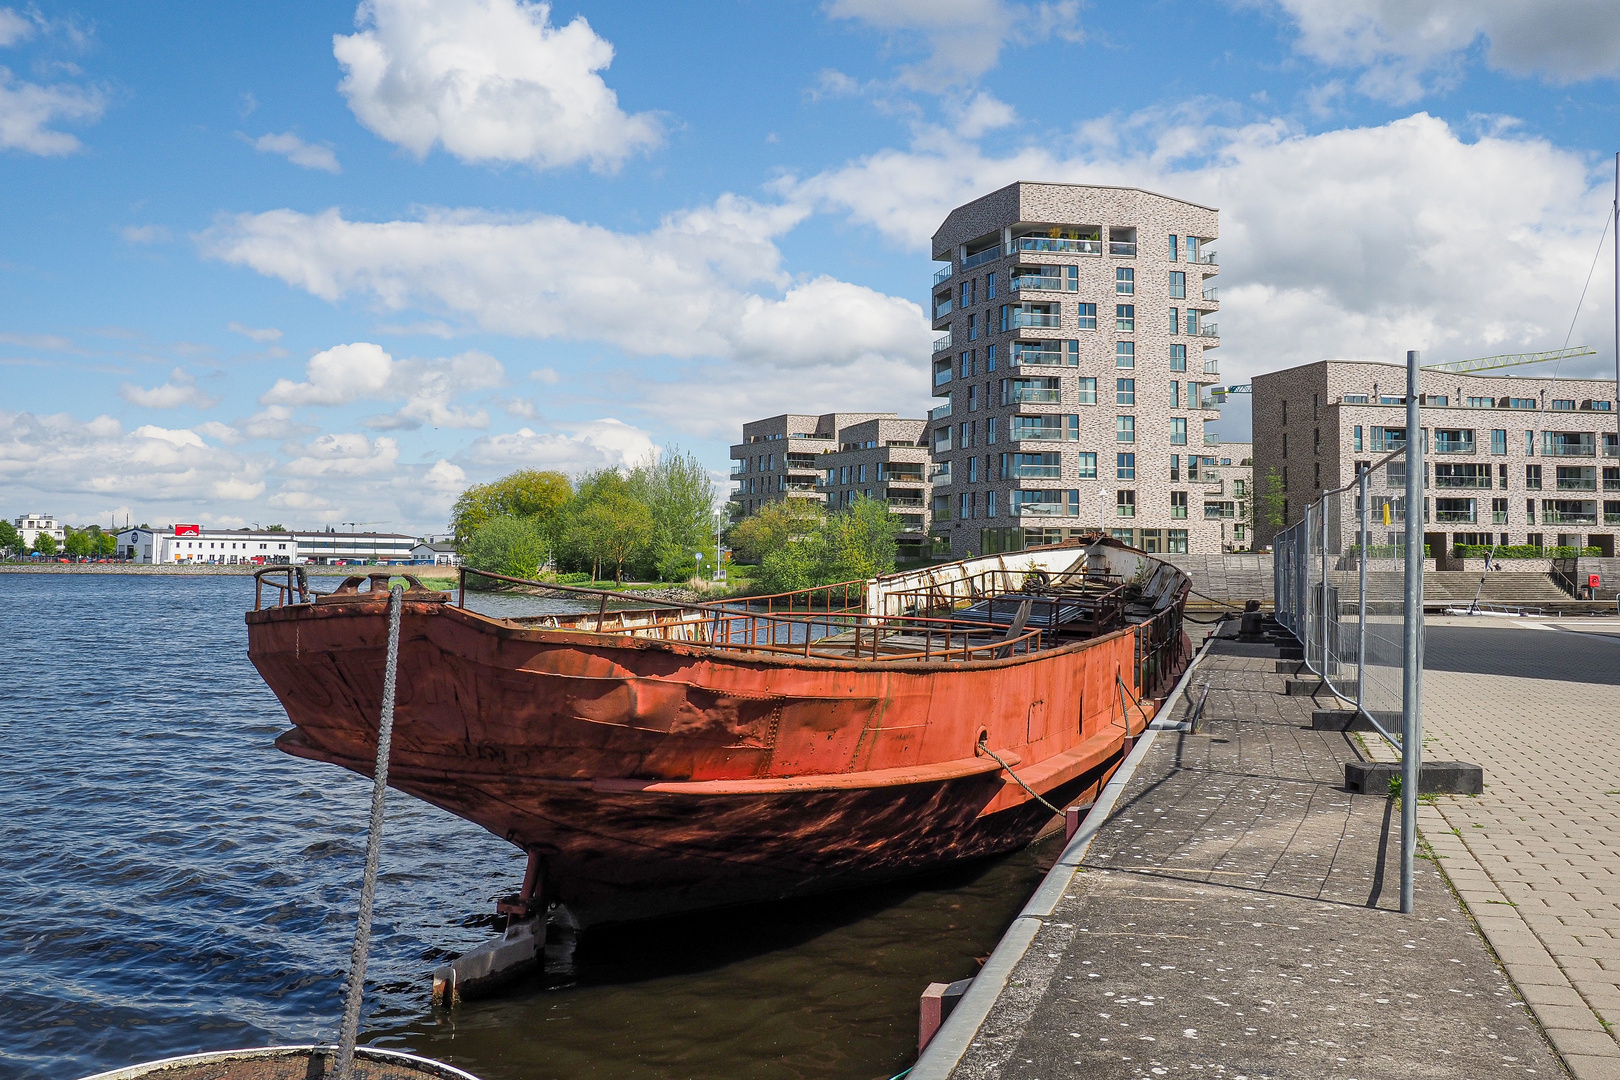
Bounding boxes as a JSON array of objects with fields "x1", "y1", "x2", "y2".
[
  {"x1": 976, "y1": 736, "x2": 1065, "y2": 817},
  {"x1": 335, "y1": 583, "x2": 404, "y2": 1080}
]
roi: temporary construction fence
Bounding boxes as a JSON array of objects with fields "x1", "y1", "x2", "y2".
[{"x1": 1273, "y1": 349, "x2": 1426, "y2": 913}]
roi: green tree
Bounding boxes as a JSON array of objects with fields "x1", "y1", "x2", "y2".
[
  {"x1": 33, "y1": 532, "x2": 58, "y2": 556},
  {"x1": 1257, "y1": 467, "x2": 1288, "y2": 531},
  {"x1": 63, "y1": 528, "x2": 93, "y2": 557},
  {"x1": 728, "y1": 499, "x2": 825, "y2": 564},
  {"x1": 450, "y1": 470, "x2": 572, "y2": 546},
  {"x1": 461, "y1": 515, "x2": 551, "y2": 581},
  {"x1": 754, "y1": 497, "x2": 900, "y2": 592},
  {"x1": 627, "y1": 446, "x2": 717, "y2": 581},
  {"x1": 0, "y1": 519, "x2": 18, "y2": 555},
  {"x1": 566, "y1": 491, "x2": 654, "y2": 582},
  {"x1": 98, "y1": 531, "x2": 118, "y2": 557}
]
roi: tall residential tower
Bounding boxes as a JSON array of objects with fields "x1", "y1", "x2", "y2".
[{"x1": 928, "y1": 182, "x2": 1225, "y2": 558}]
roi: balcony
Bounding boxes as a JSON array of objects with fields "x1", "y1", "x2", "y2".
[
  {"x1": 886, "y1": 497, "x2": 926, "y2": 509},
  {"x1": 1371, "y1": 436, "x2": 1407, "y2": 452},
  {"x1": 1009, "y1": 307, "x2": 1061, "y2": 329},
  {"x1": 929, "y1": 466, "x2": 952, "y2": 485},
  {"x1": 1010, "y1": 274, "x2": 1073, "y2": 293},
  {"x1": 1203, "y1": 359, "x2": 1220, "y2": 376},
  {"x1": 1543, "y1": 434, "x2": 1596, "y2": 457},
  {"x1": 1435, "y1": 509, "x2": 1477, "y2": 524},
  {"x1": 933, "y1": 364, "x2": 953, "y2": 387},
  {"x1": 933, "y1": 333, "x2": 952, "y2": 354},
  {"x1": 784, "y1": 481, "x2": 820, "y2": 492},
  {"x1": 1556, "y1": 477, "x2": 1597, "y2": 491},
  {"x1": 1433, "y1": 436, "x2": 1475, "y2": 454},
  {"x1": 1012, "y1": 236, "x2": 1099, "y2": 256},
  {"x1": 1010, "y1": 341, "x2": 1074, "y2": 367},
  {"x1": 933, "y1": 298, "x2": 953, "y2": 320},
  {"x1": 1434, "y1": 475, "x2": 1491, "y2": 488},
  {"x1": 729, "y1": 463, "x2": 746, "y2": 477},
  {"x1": 1201, "y1": 286, "x2": 1219, "y2": 301},
  {"x1": 933, "y1": 265, "x2": 952, "y2": 286},
  {"x1": 928, "y1": 400, "x2": 952, "y2": 421},
  {"x1": 1194, "y1": 251, "x2": 1218, "y2": 265},
  {"x1": 1196, "y1": 322, "x2": 1219, "y2": 338},
  {"x1": 1545, "y1": 509, "x2": 1598, "y2": 525},
  {"x1": 1009, "y1": 463, "x2": 1061, "y2": 479},
  {"x1": 962, "y1": 246, "x2": 1003, "y2": 270},
  {"x1": 1017, "y1": 502, "x2": 1070, "y2": 517},
  {"x1": 1108, "y1": 241, "x2": 1136, "y2": 256},
  {"x1": 1005, "y1": 386, "x2": 1061, "y2": 404}
]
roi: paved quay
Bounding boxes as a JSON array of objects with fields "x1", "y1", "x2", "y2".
[
  {"x1": 1369, "y1": 618, "x2": 1620, "y2": 1078},
  {"x1": 919, "y1": 633, "x2": 1564, "y2": 1080}
]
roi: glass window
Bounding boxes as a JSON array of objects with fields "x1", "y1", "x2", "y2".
[
  {"x1": 1115, "y1": 304, "x2": 1135, "y2": 331},
  {"x1": 1116, "y1": 490, "x2": 1135, "y2": 517},
  {"x1": 986, "y1": 272, "x2": 995, "y2": 300},
  {"x1": 985, "y1": 343, "x2": 996, "y2": 371},
  {"x1": 1168, "y1": 235, "x2": 1179, "y2": 262},
  {"x1": 1117, "y1": 452, "x2": 1135, "y2": 479},
  {"x1": 1116, "y1": 341, "x2": 1135, "y2": 368},
  {"x1": 1117, "y1": 415, "x2": 1135, "y2": 442},
  {"x1": 1170, "y1": 454, "x2": 1180, "y2": 480},
  {"x1": 967, "y1": 313, "x2": 977, "y2": 340},
  {"x1": 1168, "y1": 529, "x2": 1188, "y2": 553},
  {"x1": 1116, "y1": 378, "x2": 1135, "y2": 405},
  {"x1": 1077, "y1": 452, "x2": 1098, "y2": 479},
  {"x1": 1527, "y1": 465, "x2": 1541, "y2": 489},
  {"x1": 1491, "y1": 429, "x2": 1507, "y2": 454},
  {"x1": 1170, "y1": 344, "x2": 1186, "y2": 372},
  {"x1": 1168, "y1": 270, "x2": 1186, "y2": 299},
  {"x1": 1526, "y1": 431, "x2": 1535, "y2": 456},
  {"x1": 1076, "y1": 303, "x2": 1097, "y2": 330},
  {"x1": 1170, "y1": 381, "x2": 1180, "y2": 408},
  {"x1": 1353, "y1": 424, "x2": 1363, "y2": 452},
  {"x1": 1171, "y1": 417, "x2": 1187, "y2": 445},
  {"x1": 986, "y1": 416, "x2": 996, "y2": 443},
  {"x1": 986, "y1": 490, "x2": 996, "y2": 517},
  {"x1": 1076, "y1": 377, "x2": 1097, "y2": 405},
  {"x1": 1168, "y1": 308, "x2": 1179, "y2": 334},
  {"x1": 1115, "y1": 267, "x2": 1134, "y2": 295}
]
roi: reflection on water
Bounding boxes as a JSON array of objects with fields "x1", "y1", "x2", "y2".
[{"x1": 0, "y1": 574, "x2": 1053, "y2": 1080}]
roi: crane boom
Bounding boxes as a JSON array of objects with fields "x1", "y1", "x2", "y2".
[{"x1": 1420, "y1": 346, "x2": 1595, "y2": 374}]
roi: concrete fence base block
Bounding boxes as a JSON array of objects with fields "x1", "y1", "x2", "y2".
[
  {"x1": 1285, "y1": 677, "x2": 1357, "y2": 697},
  {"x1": 1274, "y1": 659, "x2": 1307, "y2": 674},
  {"x1": 1312, "y1": 708, "x2": 1376, "y2": 731},
  {"x1": 919, "y1": 978, "x2": 973, "y2": 1052},
  {"x1": 1344, "y1": 760, "x2": 1485, "y2": 796},
  {"x1": 1276, "y1": 645, "x2": 1304, "y2": 660},
  {"x1": 431, "y1": 917, "x2": 543, "y2": 1007}
]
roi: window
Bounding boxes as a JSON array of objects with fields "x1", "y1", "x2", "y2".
[
  {"x1": 1116, "y1": 341, "x2": 1135, "y2": 368},
  {"x1": 1426, "y1": 395, "x2": 1448, "y2": 406},
  {"x1": 1170, "y1": 344, "x2": 1186, "y2": 372},
  {"x1": 1491, "y1": 497, "x2": 1508, "y2": 524},
  {"x1": 1527, "y1": 464, "x2": 1542, "y2": 489},
  {"x1": 1168, "y1": 270, "x2": 1186, "y2": 298},
  {"x1": 987, "y1": 490, "x2": 997, "y2": 517},
  {"x1": 857, "y1": 464, "x2": 867, "y2": 482},
  {"x1": 1171, "y1": 491, "x2": 1188, "y2": 518},
  {"x1": 1076, "y1": 303, "x2": 1097, "y2": 330},
  {"x1": 1552, "y1": 399, "x2": 1575, "y2": 411},
  {"x1": 1171, "y1": 417, "x2": 1187, "y2": 445},
  {"x1": 960, "y1": 422, "x2": 971, "y2": 448},
  {"x1": 1526, "y1": 500, "x2": 1536, "y2": 524},
  {"x1": 960, "y1": 493, "x2": 970, "y2": 520},
  {"x1": 1343, "y1": 394, "x2": 1369, "y2": 404},
  {"x1": 1234, "y1": 479, "x2": 1247, "y2": 497},
  {"x1": 1170, "y1": 454, "x2": 1180, "y2": 480},
  {"x1": 1170, "y1": 381, "x2": 1181, "y2": 408},
  {"x1": 1526, "y1": 431, "x2": 1535, "y2": 455},
  {"x1": 967, "y1": 457, "x2": 978, "y2": 483},
  {"x1": 1116, "y1": 304, "x2": 1135, "y2": 331},
  {"x1": 1117, "y1": 490, "x2": 1136, "y2": 517},
  {"x1": 1116, "y1": 378, "x2": 1135, "y2": 405},
  {"x1": 1353, "y1": 424, "x2": 1363, "y2": 452},
  {"x1": 959, "y1": 352, "x2": 971, "y2": 379},
  {"x1": 1168, "y1": 529, "x2": 1188, "y2": 553},
  {"x1": 968, "y1": 313, "x2": 977, "y2": 341},
  {"x1": 1116, "y1": 267, "x2": 1134, "y2": 295},
  {"x1": 986, "y1": 416, "x2": 997, "y2": 443},
  {"x1": 934, "y1": 426, "x2": 951, "y2": 452},
  {"x1": 1168, "y1": 308, "x2": 1179, "y2": 334},
  {"x1": 1314, "y1": 462, "x2": 1321, "y2": 488},
  {"x1": 1117, "y1": 452, "x2": 1135, "y2": 479},
  {"x1": 967, "y1": 383, "x2": 978, "y2": 411},
  {"x1": 1168, "y1": 235, "x2": 1179, "y2": 262},
  {"x1": 1491, "y1": 429, "x2": 1507, "y2": 455},
  {"x1": 1467, "y1": 396, "x2": 1493, "y2": 408},
  {"x1": 986, "y1": 272, "x2": 995, "y2": 300},
  {"x1": 1508, "y1": 398, "x2": 1537, "y2": 410},
  {"x1": 1077, "y1": 452, "x2": 1098, "y2": 479},
  {"x1": 960, "y1": 281, "x2": 972, "y2": 307},
  {"x1": 1076, "y1": 377, "x2": 1097, "y2": 405},
  {"x1": 1117, "y1": 415, "x2": 1135, "y2": 442},
  {"x1": 985, "y1": 344, "x2": 996, "y2": 371}
]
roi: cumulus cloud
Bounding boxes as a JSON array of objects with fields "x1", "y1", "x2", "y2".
[
  {"x1": 781, "y1": 110, "x2": 1615, "y2": 400},
  {"x1": 333, "y1": 0, "x2": 660, "y2": 171},
  {"x1": 1253, "y1": 0, "x2": 1620, "y2": 101},
  {"x1": 825, "y1": 0, "x2": 1083, "y2": 90},
  {"x1": 459, "y1": 417, "x2": 656, "y2": 472},
  {"x1": 0, "y1": 65, "x2": 105, "y2": 154},
  {"x1": 260, "y1": 341, "x2": 505, "y2": 428},
  {"x1": 248, "y1": 131, "x2": 341, "y2": 173},
  {"x1": 199, "y1": 197, "x2": 931, "y2": 371},
  {"x1": 0, "y1": 8, "x2": 33, "y2": 47},
  {"x1": 283, "y1": 432, "x2": 401, "y2": 477},
  {"x1": 120, "y1": 368, "x2": 221, "y2": 409}
]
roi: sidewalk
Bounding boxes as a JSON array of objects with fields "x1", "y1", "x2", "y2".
[
  {"x1": 1375, "y1": 619, "x2": 1620, "y2": 1078},
  {"x1": 935, "y1": 639, "x2": 1563, "y2": 1079}
]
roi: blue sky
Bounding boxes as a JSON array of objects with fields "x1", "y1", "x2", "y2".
[{"x1": 3, "y1": 0, "x2": 1619, "y2": 533}]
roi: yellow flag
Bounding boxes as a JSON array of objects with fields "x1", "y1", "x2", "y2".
[{"x1": 1382, "y1": 502, "x2": 1391, "y2": 526}]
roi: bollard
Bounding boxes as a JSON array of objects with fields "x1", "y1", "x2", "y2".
[{"x1": 919, "y1": 978, "x2": 973, "y2": 1052}]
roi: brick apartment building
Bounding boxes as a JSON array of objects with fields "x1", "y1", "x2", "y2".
[
  {"x1": 817, "y1": 416, "x2": 933, "y2": 558},
  {"x1": 927, "y1": 181, "x2": 1226, "y2": 558},
  {"x1": 1251, "y1": 360, "x2": 1620, "y2": 554}
]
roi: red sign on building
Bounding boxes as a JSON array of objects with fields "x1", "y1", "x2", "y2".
[{"x1": 175, "y1": 523, "x2": 201, "y2": 536}]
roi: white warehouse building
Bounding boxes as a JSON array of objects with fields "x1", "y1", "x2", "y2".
[{"x1": 117, "y1": 525, "x2": 419, "y2": 565}]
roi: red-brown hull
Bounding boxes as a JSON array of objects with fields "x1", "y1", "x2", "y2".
[{"x1": 248, "y1": 561, "x2": 1186, "y2": 925}]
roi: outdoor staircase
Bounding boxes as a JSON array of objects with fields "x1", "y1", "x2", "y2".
[{"x1": 1344, "y1": 570, "x2": 1609, "y2": 614}]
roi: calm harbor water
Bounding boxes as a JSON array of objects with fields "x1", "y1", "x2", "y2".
[{"x1": 0, "y1": 573, "x2": 1055, "y2": 1080}]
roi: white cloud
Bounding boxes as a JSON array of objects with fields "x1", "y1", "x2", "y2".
[
  {"x1": 782, "y1": 110, "x2": 1616, "y2": 399},
  {"x1": 825, "y1": 0, "x2": 1083, "y2": 91},
  {"x1": 199, "y1": 197, "x2": 931, "y2": 371},
  {"x1": 333, "y1": 0, "x2": 660, "y2": 171},
  {"x1": 248, "y1": 131, "x2": 341, "y2": 173},
  {"x1": 120, "y1": 368, "x2": 221, "y2": 409},
  {"x1": 459, "y1": 417, "x2": 656, "y2": 472},
  {"x1": 228, "y1": 321, "x2": 283, "y2": 343},
  {"x1": 283, "y1": 432, "x2": 401, "y2": 477},
  {"x1": 956, "y1": 91, "x2": 1017, "y2": 137},
  {"x1": 1253, "y1": 0, "x2": 1620, "y2": 101},
  {"x1": 119, "y1": 224, "x2": 170, "y2": 244},
  {"x1": 0, "y1": 65, "x2": 105, "y2": 154},
  {"x1": 0, "y1": 8, "x2": 34, "y2": 47},
  {"x1": 260, "y1": 341, "x2": 505, "y2": 429}
]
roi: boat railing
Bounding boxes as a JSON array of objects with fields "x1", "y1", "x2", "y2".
[
  {"x1": 454, "y1": 566, "x2": 1050, "y2": 663},
  {"x1": 880, "y1": 568, "x2": 1129, "y2": 634},
  {"x1": 254, "y1": 564, "x2": 310, "y2": 608}
]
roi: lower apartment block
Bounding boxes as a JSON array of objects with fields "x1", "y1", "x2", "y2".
[
  {"x1": 817, "y1": 417, "x2": 933, "y2": 558},
  {"x1": 1252, "y1": 359, "x2": 1620, "y2": 555}
]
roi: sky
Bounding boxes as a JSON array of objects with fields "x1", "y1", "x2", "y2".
[{"x1": 3, "y1": 0, "x2": 1619, "y2": 535}]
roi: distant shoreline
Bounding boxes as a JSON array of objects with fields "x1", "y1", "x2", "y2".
[{"x1": 0, "y1": 562, "x2": 455, "y2": 581}]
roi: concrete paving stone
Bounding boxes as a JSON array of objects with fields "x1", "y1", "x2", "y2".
[
  {"x1": 1527, "y1": 1002, "x2": 1606, "y2": 1032},
  {"x1": 1549, "y1": 1028, "x2": 1620, "y2": 1058},
  {"x1": 1563, "y1": 1055, "x2": 1620, "y2": 1080},
  {"x1": 1505, "y1": 964, "x2": 1579, "y2": 987},
  {"x1": 1520, "y1": 982, "x2": 1594, "y2": 1008}
]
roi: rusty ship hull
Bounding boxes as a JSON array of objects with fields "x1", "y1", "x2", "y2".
[{"x1": 247, "y1": 540, "x2": 1191, "y2": 926}]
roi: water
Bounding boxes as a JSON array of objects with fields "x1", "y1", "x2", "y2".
[{"x1": 0, "y1": 574, "x2": 1055, "y2": 1080}]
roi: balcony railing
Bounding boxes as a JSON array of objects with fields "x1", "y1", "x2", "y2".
[
  {"x1": 1434, "y1": 475, "x2": 1491, "y2": 488},
  {"x1": 1204, "y1": 505, "x2": 1235, "y2": 519},
  {"x1": 1013, "y1": 236, "x2": 1099, "y2": 255},
  {"x1": 933, "y1": 333, "x2": 951, "y2": 353},
  {"x1": 1556, "y1": 477, "x2": 1597, "y2": 491},
  {"x1": 729, "y1": 464, "x2": 747, "y2": 477},
  {"x1": 928, "y1": 400, "x2": 952, "y2": 421},
  {"x1": 962, "y1": 246, "x2": 1003, "y2": 271},
  {"x1": 1201, "y1": 286, "x2": 1219, "y2": 301},
  {"x1": 1196, "y1": 323, "x2": 1219, "y2": 337},
  {"x1": 1435, "y1": 510, "x2": 1477, "y2": 523},
  {"x1": 1010, "y1": 310, "x2": 1061, "y2": 328},
  {"x1": 886, "y1": 497, "x2": 926, "y2": 508},
  {"x1": 1005, "y1": 387, "x2": 1061, "y2": 404},
  {"x1": 1203, "y1": 360, "x2": 1220, "y2": 375},
  {"x1": 929, "y1": 467, "x2": 952, "y2": 484},
  {"x1": 1545, "y1": 510, "x2": 1598, "y2": 525},
  {"x1": 1016, "y1": 502, "x2": 1070, "y2": 517},
  {"x1": 1371, "y1": 436, "x2": 1407, "y2": 451},
  {"x1": 934, "y1": 365, "x2": 952, "y2": 387},
  {"x1": 933, "y1": 265, "x2": 952, "y2": 286},
  {"x1": 1010, "y1": 342, "x2": 1074, "y2": 367},
  {"x1": 784, "y1": 481, "x2": 819, "y2": 492},
  {"x1": 1108, "y1": 241, "x2": 1136, "y2": 256},
  {"x1": 1010, "y1": 275, "x2": 1072, "y2": 293},
  {"x1": 1194, "y1": 251, "x2": 1218, "y2": 264},
  {"x1": 1543, "y1": 436, "x2": 1596, "y2": 457},
  {"x1": 1008, "y1": 464, "x2": 1061, "y2": 479},
  {"x1": 933, "y1": 299, "x2": 953, "y2": 319},
  {"x1": 1433, "y1": 438, "x2": 1475, "y2": 454},
  {"x1": 1010, "y1": 426, "x2": 1071, "y2": 442}
]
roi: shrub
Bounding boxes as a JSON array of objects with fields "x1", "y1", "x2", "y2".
[
  {"x1": 461, "y1": 515, "x2": 550, "y2": 583},
  {"x1": 1452, "y1": 544, "x2": 1599, "y2": 559}
]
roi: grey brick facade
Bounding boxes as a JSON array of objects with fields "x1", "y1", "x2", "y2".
[{"x1": 818, "y1": 417, "x2": 933, "y2": 556}]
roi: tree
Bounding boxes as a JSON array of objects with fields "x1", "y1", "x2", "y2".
[
  {"x1": 98, "y1": 532, "x2": 118, "y2": 557},
  {"x1": 64, "y1": 528, "x2": 93, "y2": 557},
  {"x1": 754, "y1": 497, "x2": 900, "y2": 593},
  {"x1": 0, "y1": 519, "x2": 18, "y2": 555},
  {"x1": 728, "y1": 499, "x2": 825, "y2": 564},
  {"x1": 627, "y1": 446, "x2": 716, "y2": 582},
  {"x1": 450, "y1": 470, "x2": 572, "y2": 546},
  {"x1": 33, "y1": 532, "x2": 58, "y2": 556},
  {"x1": 1257, "y1": 468, "x2": 1288, "y2": 531},
  {"x1": 461, "y1": 515, "x2": 551, "y2": 581},
  {"x1": 567, "y1": 491, "x2": 653, "y2": 582}
]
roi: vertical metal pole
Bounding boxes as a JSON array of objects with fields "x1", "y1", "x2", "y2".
[
  {"x1": 1401, "y1": 349, "x2": 1425, "y2": 914},
  {"x1": 1613, "y1": 154, "x2": 1619, "y2": 527},
  {"x1": 1357, "y1": 468, "x2": 1368, "y2": 716},
  {"x1": 1319, "y1": 496, "x2": 1329, "y2": 681}
]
